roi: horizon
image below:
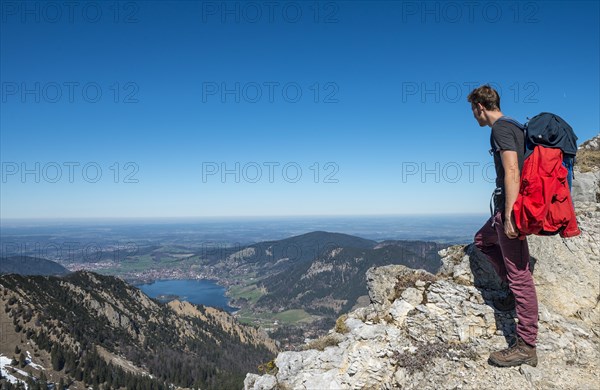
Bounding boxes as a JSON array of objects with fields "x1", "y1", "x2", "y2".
[
  {"x1": 0, "y1": 212, "x2": 489, "y2": 227},
  {"x1": 1, "y1": 213, "x2": 484, "y2": 259}
]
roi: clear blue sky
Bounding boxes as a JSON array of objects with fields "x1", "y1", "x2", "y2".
[{"x1": 1, "y1": 0, "x2": 599, "y2": 219}]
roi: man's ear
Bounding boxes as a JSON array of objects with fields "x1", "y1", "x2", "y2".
[{"x1": 476, "y1": 103, "x2": 485, "y2": 113}]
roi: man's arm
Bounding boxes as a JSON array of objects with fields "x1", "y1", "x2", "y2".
[{"x1": 500, "y1": 150, "x2": 520, "y2": 239}]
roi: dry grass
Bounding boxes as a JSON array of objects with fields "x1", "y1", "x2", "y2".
[
  {"x1": 575, "y1": 148, "x2": 600, "y2": 173},
  {"x1": 335, "y1": 314, "x2": 349, "y2": 334},
  {"x1": 258, "y1": 359, "x2": 278, "y2": 375},
  {"x1": 393, "y1": 272, "x2": 437, "y2": 300},
  {"x1": 303, "y1": 334, "x2": 340, "y2": 351},
  {"x1": 392, "y1": 341, "x2": 478, "y2": 374}
]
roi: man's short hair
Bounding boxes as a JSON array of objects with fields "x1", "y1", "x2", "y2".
[{"x1": 467, "y1": 85, "x2": 501, "y2": 111}]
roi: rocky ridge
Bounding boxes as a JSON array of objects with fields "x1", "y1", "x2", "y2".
[
  {"x1": 0, "y1": 270, "x2": 276, "y2": 388},
  {"x1": 245, "y1": 139, "x2": 600, "y2": 389}
]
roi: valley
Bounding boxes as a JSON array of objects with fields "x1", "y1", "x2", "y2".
[{"x1": 4, "y1": 229, "x2": 450, "y2": 350}]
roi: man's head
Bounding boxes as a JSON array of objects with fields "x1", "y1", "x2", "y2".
[{"x1": 468, "y1": 85, "x2": 502, "y2": 127}]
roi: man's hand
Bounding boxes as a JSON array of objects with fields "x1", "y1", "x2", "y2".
[{"x1": 504, "y1": 212, "x2": 519, "y2": 239}]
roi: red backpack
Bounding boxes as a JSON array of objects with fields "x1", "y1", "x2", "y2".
[
  {"x1": 513, "y1": 145, "x2": 580, "y2": 238},
  {"x1": 499, "y1": 113, "x2": 580, "y2": 238}
]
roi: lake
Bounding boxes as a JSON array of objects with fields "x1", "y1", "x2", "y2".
[{"x1": 137, "y1": 279, "x2": 237, "y2": 313}]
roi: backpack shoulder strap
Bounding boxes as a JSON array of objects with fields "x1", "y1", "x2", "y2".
[
  {"x1": 496, "y1": 116, "x2": 534, "y2": 158},
  {"x1": 496, "y1": 116, "x2": 526, "y2": 130}
]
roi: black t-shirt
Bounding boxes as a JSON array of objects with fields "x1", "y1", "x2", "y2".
[{"x1": 490, "y1": 120, "x2": 525, "y2": 210}]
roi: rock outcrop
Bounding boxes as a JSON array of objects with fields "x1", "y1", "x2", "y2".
[
  {"x1": 245, "y1": 140, "x2": 600, "y2": 390},
  {"x1": 573, "y1": 134, "x2": 600, "y2": 206}
]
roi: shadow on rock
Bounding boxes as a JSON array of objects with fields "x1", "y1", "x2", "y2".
[{"x1": 464, "y1": 243, "x2": 526, "y2": 344}]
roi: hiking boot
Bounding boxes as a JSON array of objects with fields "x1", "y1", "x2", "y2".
[
  {"x1": 488, "y1": 337, "x2": 538, "y2": 367},
  {"x1": 493, "y1": 291, "x2": 515, "y2": 311}
]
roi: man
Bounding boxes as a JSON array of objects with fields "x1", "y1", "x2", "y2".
[{"x1": 468, "y1": 85, "x2": 538, "y2": 367}]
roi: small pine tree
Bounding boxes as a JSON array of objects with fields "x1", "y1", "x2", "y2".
[
  {"x1": 19, "y1": 352, "x2": 26, "y2": 368},
  {"x1": 26, "y1": 376, "x2": 36, "y2": 389},
  {"x1": 38, "y1": 372, "x2": 48, "y2": 389},
  {"x1": 51, "y1": 345, "x2": 65, "y2": 371},
  {"x1": 14, "y1": 345, "x2": 21, "y2": 354}
]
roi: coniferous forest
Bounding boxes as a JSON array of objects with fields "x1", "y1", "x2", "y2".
[{"x1": 0, "y1": 271, "x2": 275, "y2": 389}]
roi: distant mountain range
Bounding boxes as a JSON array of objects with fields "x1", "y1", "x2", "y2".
[
  {"x1": 0, "y1": 256, "x2": 70, "y2": 276},
  {"x1": 203, "y1": 231, "x2": 445, "y2": 318},
  {"x1": 255, "y1": 238, "x2": 443, "y2": 316},
  {"x1": 210, "y1": 231, "x2": 376, "y2": 270}
]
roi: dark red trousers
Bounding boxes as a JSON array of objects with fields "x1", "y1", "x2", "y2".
[{"x1": 474, "y1": 211, "x2": 539, "y2": 347}]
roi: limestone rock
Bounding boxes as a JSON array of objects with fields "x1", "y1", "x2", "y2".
[
  {"x1": 244, "y1": 374, "x2": 276, "y2": 390},
  {"x1": 572, "y1": 169, "x2": 600, "y2": 204},
  {"x1": 579, "y1": 134, "x2": 600, "y2": 151}
]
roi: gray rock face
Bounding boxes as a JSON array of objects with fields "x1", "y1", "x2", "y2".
[
  {"x1": 572, "y1": 169, "x2": 600, "y2": 204},
  {"x1": 571, "y1": 170, "x2": 600, "y2": 204},
  {"x1": 245, "y1": 167, "x2": 600, "y2": 390},
  {"x1": 244, "y1": 374, "x2": 276, "y2": 390},
  {"x1": 573, "y1": 134, "x2": 600, "y2": 205}
]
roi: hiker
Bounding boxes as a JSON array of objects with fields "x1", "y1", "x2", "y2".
[{"x1": 468, "y1": 85, "x2": 538, "y2": 367}]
